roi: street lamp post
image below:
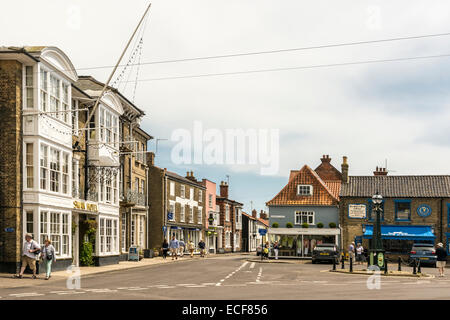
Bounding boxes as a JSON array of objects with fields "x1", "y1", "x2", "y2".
[{"x1": 369, "y1": 192, "x2": 385, "y2": 270}]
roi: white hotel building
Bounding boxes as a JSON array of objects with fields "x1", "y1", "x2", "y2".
[{"x1": 0, "y1": 46, "x2": 124, "y2": 271}]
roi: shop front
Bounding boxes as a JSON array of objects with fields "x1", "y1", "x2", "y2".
[
  {"x1": 166, "y1": 225, "x2": 203, "y2": 253},
  {"x1": 268, "y1": 227, "x2": 340, "y2": 258},
  {"x1": 361, "y1": 224, "x2": 436, "y2": 255}
]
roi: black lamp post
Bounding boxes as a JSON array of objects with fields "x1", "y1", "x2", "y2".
[{"x1": 369, "y1": 192, "x2": 385, "y2": 270}]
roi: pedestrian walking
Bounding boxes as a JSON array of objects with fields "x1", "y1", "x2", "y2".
[
  {"x1": 348, "y1": 242, "x2": 355, "y2": 262},
  {"x1": 198, "y1": 239, "x2": 206, "y2": 257},
  {"x1": 188, "y1": 240, "x2": 195, "y2": 258},
  {"x1": 14, "y1": 233, "x2": 40, "y2": 279},
  {"x1": 40, "y1": 239, "x2": 56, "y2": 280},
  {"x1": 436, "y1": 242, "x2": 447, "y2": 277},
  {"x1": 161, "y1": 239, "x2": 169, "y2": 259},
  {"x1": 356, "y1": 243, "x2": 364, "y2": 265},
  {"x1": 169, "y1": 235, "x2": 179, "y2": 260},
  {"x1": 179, "y1": 239, "x2": 186, "y2": 257},
  {"x1": 273, "y1": 241, "x2": 279, "y2": 260}
]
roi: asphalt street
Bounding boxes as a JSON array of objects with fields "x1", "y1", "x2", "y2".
[{"x1": 1, "y1": 254, "x2": 450, "y2": 300}]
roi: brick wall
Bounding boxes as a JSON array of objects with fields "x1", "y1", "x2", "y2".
[
  {"x1": 0, "y1": 60, "x2": 23, "y2": 272},
  {"x1": 340, "y1": 197, "x2": 450, "y2": 250}
]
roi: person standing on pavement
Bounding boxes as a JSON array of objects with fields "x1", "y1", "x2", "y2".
[
  {"x1": 436, "y1": 242, "x2": 447, "y2": 277},
  {"x1": 179, "y1": 239, "x2": 186, "y2": 257},
  {"x1": 169, "y1": 235, "x2": 179, "y2": 260},
  {"x1": 161, "y1": 239, "x2": 169, "y2": 259},
  {"x1": 188, "y1": 240, "x2": 195, "y2": 258},
  {"x1": 40, "y1": 239, "x2": 56, "y2": 280},
  {"x1": 263, "y1": 241, "x2": 270, "y2": 260},
  {"x1": 198, "y1": 239, "x2": 206, "y2": 257},
  {"x1": 273, "y1": 241, "x2": 279, "y2": 260},
  {"x1": 14, "y1": 233, "x2": 40, "y2": 279},
  {"x1": 348, "y1": 242, "x2": 355, "y2": 262},
  {"x1": 356, "y1": 243, "x2": 364, "y2": 265}
]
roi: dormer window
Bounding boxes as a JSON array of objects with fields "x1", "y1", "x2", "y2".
[{"x1": 297, "y1": 185, "x2": 313, "y2": 196}]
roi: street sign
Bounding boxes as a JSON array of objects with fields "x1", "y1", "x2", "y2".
[
  {"x1": 258, "y1": 228, "x2": 267, "y2": 236},
  {"x1": 4, "y1": 228, "x2": 14, "y2": 233}
]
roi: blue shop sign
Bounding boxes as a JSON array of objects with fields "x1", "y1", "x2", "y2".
[
  {"x1": 167, "y1": 212, "x2": 174, "y2": 220},
  {"x1": 4, "y1": 228, "x2": 14, "y2": 233}
]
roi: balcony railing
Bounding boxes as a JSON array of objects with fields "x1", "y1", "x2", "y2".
[
  {"x1": 120, "y1": 190, "x2": 146, "y2": 206},
  {"x1": 72, "y1": 187, "x2": 98, "y2": 202}
]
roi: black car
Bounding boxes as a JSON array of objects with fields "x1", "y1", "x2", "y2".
[{"x1": 312, "y1": 243, "x2": 340, "y2": 264}]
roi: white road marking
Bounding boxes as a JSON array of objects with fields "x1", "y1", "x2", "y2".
[
  {"x1": 50, "y1": 290, "x2": 85, "y2": 295},
  {"x1": 256, "y1": 267, "x2": 263, "y2": 282},
  {"x1": 250, "y1": 262, "x2": 256, "y2": 269},
  {"x1": 127, "y1": 287, "x2": 150, "y2": 291},
  {"x1": 157, "y1": 286, "x2": 176, "y2": 289},
  {"x1": 84, "y1": 288, "x2": 118, "y2": 293},
  {"x1": 185, "y1": 285, "x2": 206, "y2": 288},
  {"x1": 9, "y1": 293, "x2": 44, "y2": 297},
  {"x1": 202, "y1": 283, "x2": 216, "y2": 286},
  {"x1": 176, "y1": 284, "x2": 197, "y2": 286}
]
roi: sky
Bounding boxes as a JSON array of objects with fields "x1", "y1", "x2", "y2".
[{"x1": 3, "y1": 1, "x2": 450, "y2": 214}]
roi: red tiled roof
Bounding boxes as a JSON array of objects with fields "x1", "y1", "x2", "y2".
[
  {"x1": 257, "y1": 218, "x2": 269, "y2": 227},
  {"x1": 266, "y1": 165, "x2": 340, "y2": 206}
]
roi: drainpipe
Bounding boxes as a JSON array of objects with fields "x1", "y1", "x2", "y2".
[
  {"x1": 440, "y1": 198, "x2": 444, "y2": 243},
  {"x1": 145, "y1": 165, "x2": 149, "y2": 249}
]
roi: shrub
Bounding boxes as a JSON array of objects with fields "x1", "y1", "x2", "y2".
[
  {"x1": 286, "y1": 222, "x2": 294, "y2": 228},
  {"x1": 80, "y1": 242, "x2": 94, "y2": 266},
  {"x1": 302, "y1": 223, "x2": 309, "y2": 228},
  {"x1": 329, "y1": 222, "x2": 337, "y2": 228},
  {"x1": 317, "y1": 222, "x2": 324, "y2": 228},
  {"x1": 272, "y1": 222, "x2": 279, "y2": 228}
]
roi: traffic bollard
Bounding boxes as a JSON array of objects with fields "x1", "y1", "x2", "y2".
[
  {"x1": 384, "y1": 258, "x2": 388, "y2": 275},
  {"x1": 341, "y1": 255, "x2": 345, "y2": 269},
  {"x1": 349, "y1": 257, "x2": 353, "y2": 272},
  {"x1": 398, "y1": 257, "x2": 401, "y2": 272},
  {"x1": 332, "y1": 258, "x2": 336, "y2": 271},
  {"x1": 413, "y1": 259, "x2": 417, "y2": 275}
]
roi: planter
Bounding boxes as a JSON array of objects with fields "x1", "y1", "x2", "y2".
[{"x1": 144, "y1": 249, "x2": 153, "y2": 258}]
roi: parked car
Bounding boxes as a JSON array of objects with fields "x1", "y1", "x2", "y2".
[
  {"x1": 312, "y1": 243, "x2": 340, "y2": 264},
  {"x1": 408, "y1": 243, "x2": 437, "y2": 267}
]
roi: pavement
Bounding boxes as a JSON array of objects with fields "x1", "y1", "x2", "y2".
[{"x1": 1, "y1": 253, "x2": 450, "y2": 299}]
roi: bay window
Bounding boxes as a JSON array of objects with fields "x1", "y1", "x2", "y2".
[
  {"x1": 62, "y1": 153, "x2": 69, "y2": 194},
  {"x1": 40, "y1": 211, "x2": 48, "y2": 245},
  {"x1": 25, "y1": 143, "x2": 34, "y2": 188},
  {"x1": 40, "y1": 69, "x2": 48, "y2": 111},
  {"x1": 62, "y1": 83, "x2": 69, "y2": 123},
  {"x1": 40, "y1": 145, "x2": 48, "y2": 190},
  {"x1": 49, "y1": 75, "x2": 60, "y2": 115},
  {"x1": 49, "y1": 148, "x2": 60, "y2": 192},
  {"x1": 25, "y1": 66, "x2": 34, "y2": 109}
]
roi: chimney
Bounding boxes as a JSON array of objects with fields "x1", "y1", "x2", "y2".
[
  {"x1": 220, "y1": 181, "x2": 228, "y2": 198},
  {"x1": 341, "y1": 156, "x2": 349, "y2": 183},
  {"x1": 320, "y1": 154, "x2": 331, "y2": 163},
  {"x1": 252, "y1": 209, "x2": 257, "y2": 218},
  {"x1": 147, "y1": 152, "x2": 155, "y2": 166},
  {"x1": 373, "y1": 166, "x2": 388, "y2": 176},
  {"x1": 260, "y1": 210, "x2": 268, "y2": 220},
  {"x1": 186, "y1": 171, "x2": 197, "y2": 182}
]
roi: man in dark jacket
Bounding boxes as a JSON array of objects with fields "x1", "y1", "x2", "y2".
[
  {"x1": 198, "y1": 240, "x2": 206, "y2": 258},
  {"x1": 436, "y1": 243, "x2": 447, "y2": 277}
]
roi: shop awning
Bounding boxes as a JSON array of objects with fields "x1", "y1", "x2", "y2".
[{"x1": 363, "y1": 225, "x2": 435, "y2": 241}]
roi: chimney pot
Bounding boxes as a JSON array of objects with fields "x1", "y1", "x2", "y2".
[{"x1": 341, "y1": 156, "x2": 349, "y2": 183}]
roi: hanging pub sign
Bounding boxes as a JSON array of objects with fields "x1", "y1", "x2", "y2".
[
  {"x1": 73, "y1": 200, "x2": 98, "y2": 213},
  {"x1": 348, "y1": 204, "x2": 367, "y2": 219}
]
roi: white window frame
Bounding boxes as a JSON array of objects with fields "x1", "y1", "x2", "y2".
[
  {"x1": 295, "y1": 211, "x2": 315, "y2": 225},
  {"x1": 197, "y1": 207, "x2": 202, "y2": 224},
  {"x1": 170, "y1": 182, "x2": 175, "y2": 196},
  {"x1": 25, "y1": 143, "x2": 34, "y2": 189},
  {"x1": 225, "y1": 205, "x2": 230, "y2": 221},
  {"x1": 180, "y1": 185, "x2": 185, "y2": 198},
  {"x1": 25, "y1": 65, "x2": 34, "y2": 109},
  {"x1": 180, "y1": 205, "x2": 185, "y2": 222},
  {"x1": 297, "y1": 184, "x2": 313, "y2": 196},
  {"x1": 40, "y1": 210, "x2": 71, "y2": 258},
  {"x1": 198, "y1": 190, "x2": 202, "y2": 203}
]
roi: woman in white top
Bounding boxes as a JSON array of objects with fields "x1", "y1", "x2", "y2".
[{"x1": 41, "y1": 239, "x2": 56, "y2": 280}]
